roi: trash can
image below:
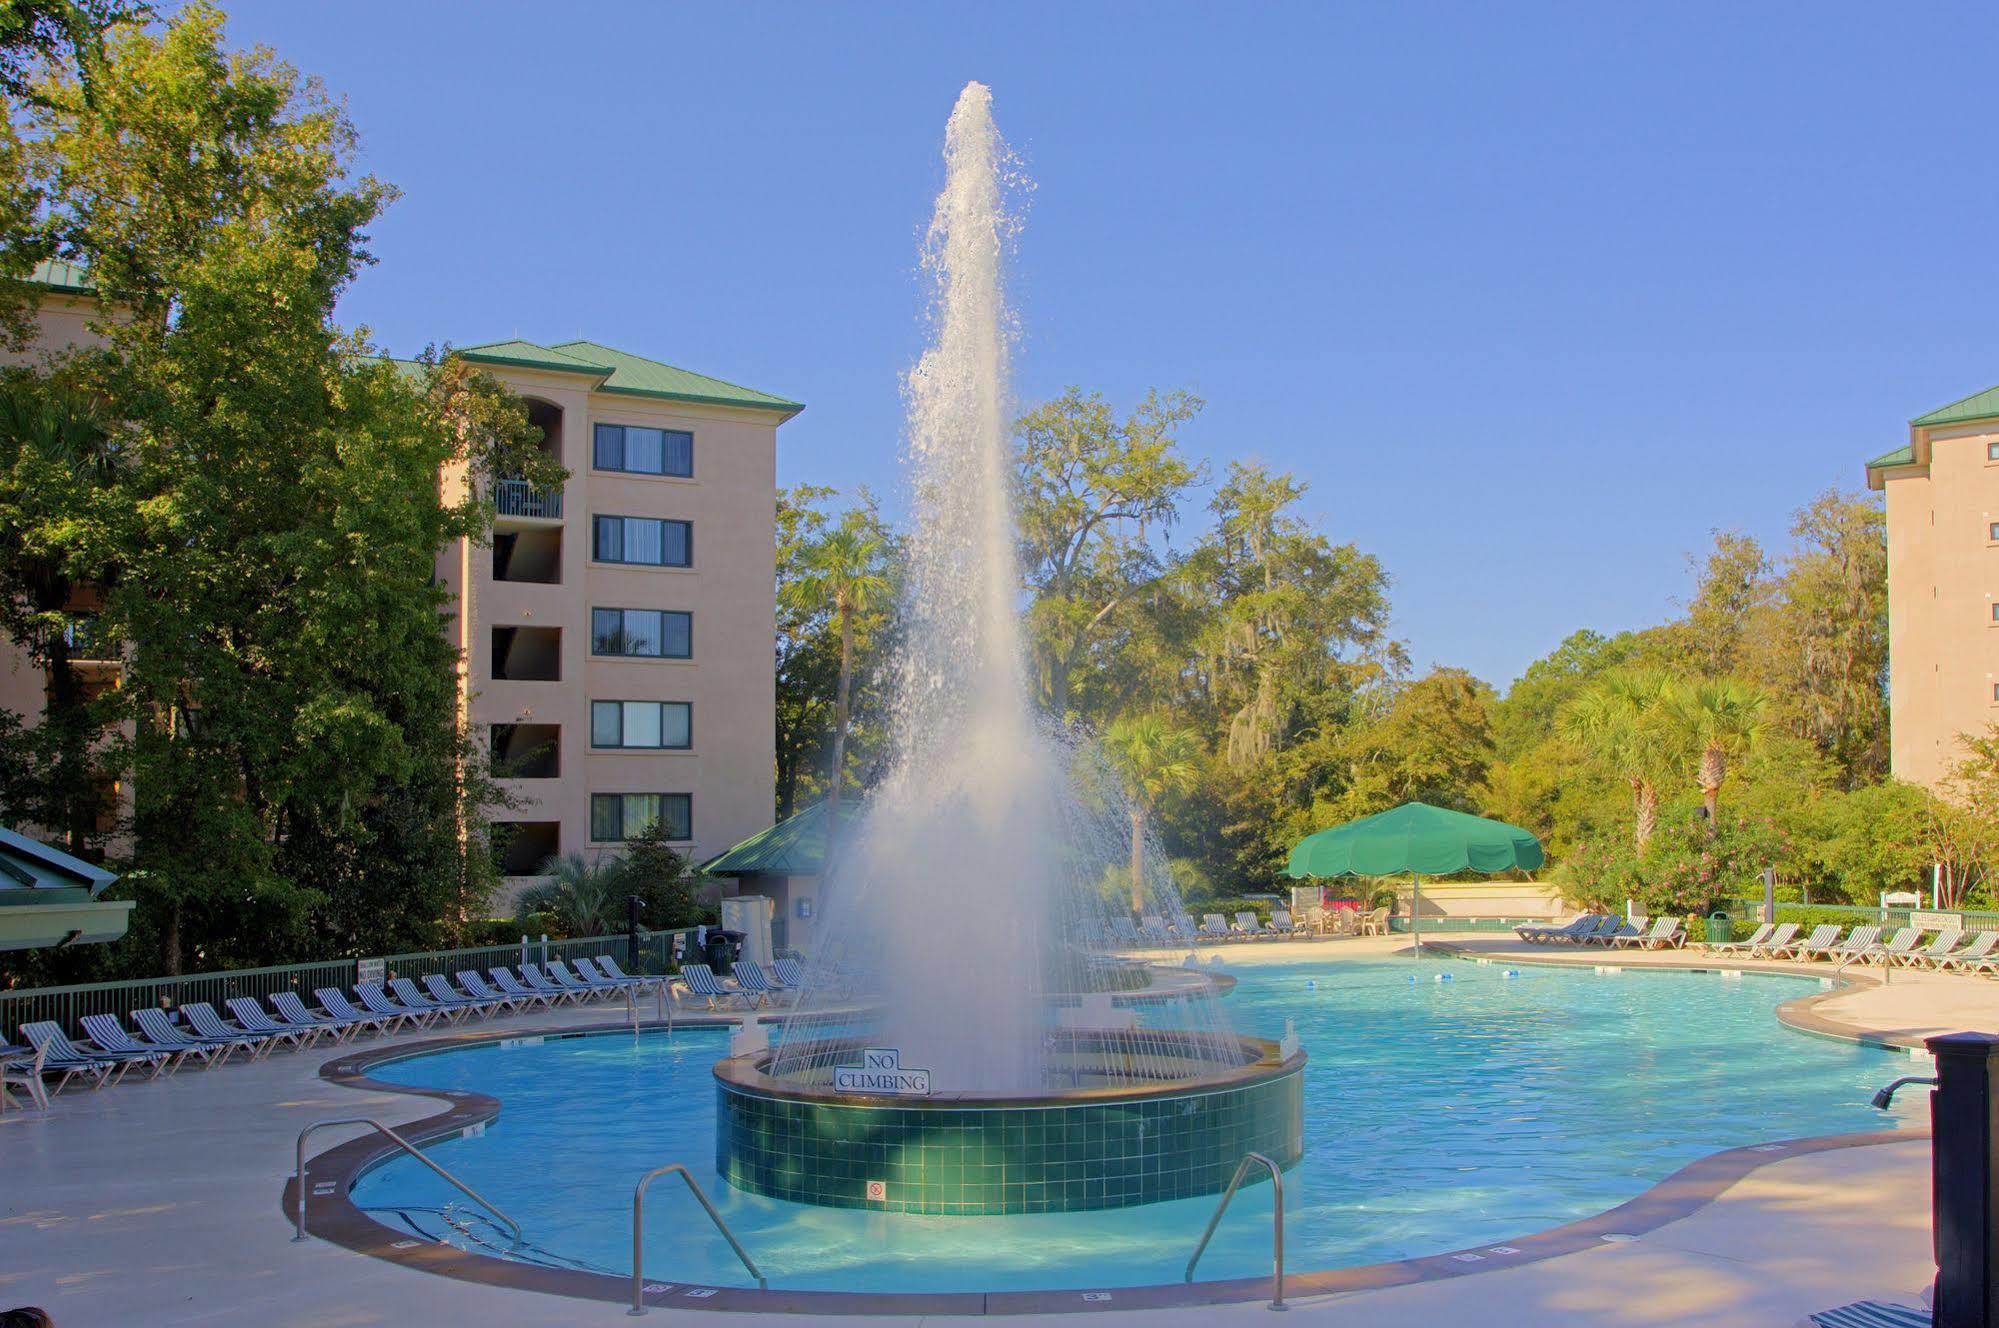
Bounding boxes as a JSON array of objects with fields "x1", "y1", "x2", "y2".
[
  {"x1": 1705, "y1": 911, "x2": 1732, "y2": 945},
  {"x1": 703, "y1": 928, "x2": 745, "y2": 976}
]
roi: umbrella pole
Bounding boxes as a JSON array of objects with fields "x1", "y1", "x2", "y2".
[{"x1": 1410, "y1": 873, "x2": 1421, "y2": 956}]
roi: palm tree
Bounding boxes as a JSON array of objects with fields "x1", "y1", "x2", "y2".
[
  {"x1": 779, "y1": 517, "x2": 889, "y2": 844},
  {"x1": 1100, "y1": 715, "x2": 1204, "y2": 916},
  {"x1": 521, "y1": 852, "x2": 621, "y2": 936},
  {"x1": 1559, "y1": 670, "x2": 1670, "y2": 853},
  {"x1": 1662, "y1": 678, "x2": 1770, "y2": 825}
]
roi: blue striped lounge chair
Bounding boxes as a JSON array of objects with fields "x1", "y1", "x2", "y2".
[
  {"x1": 673, "y1": 963, "x2": 751, "y2": 1011},
  {"x1": 227, "y1": 996, "x2": 324, "y2": 1048},
  {"x1": 1199, "y1": 914, "x2": 1233, "y2": 941},
  {"x1": 457, "y1": 970, "x2": 531, "y2": 1015},
  {"x1": 515, "y1": 963, "x2": 588, "y2": 1006},
  {"x1": 354, "y1": 982, "x2": 441, "y2": 1029},
  {"x1": 271, "y1": 990, "x2": 363, "y2": 1041},
  {"x1": 731, "y1": 961, "x2": 790, "y2": 1007},
  {"x1": 181, "y1": 1001, "x2": 284, "y2": 1057},
  {"x1": 1864, "y1": 926, "x2": 1924, "y2": 967},
  {"x1": 1806, "y1": 1299, "x2": 1931, "y2": 1328},
  {"x1": 422, "y1": 973, "x2": 501, "y2": 1019},
  {"x1": 22, "y1": 1021, "x2": 158, "y2": 1089},
  {"x1": 547, "y1": 959, "x2": 621, "y2": 998},
  {"x1": 594, "y1": 955, "x2": 663, "y2": 993},
  {"x1": 385, "y1": 977, "x2": 468, "y2": 1024},
  {"x1": 772, "y1": 957, "x2": 807, "y2": 990},
  {"x1": 488, "y1": 967, "x2": 562, "y2": 1009},
  {"x1": 1232, "y1": 911, "x2": 1273, "y2": 940},
  {"x1": 133, "y1": 1006, "x2": 260, "y2": 1063},
  {"x1": 319, "y1": 987, "x2": 410, "y2": 1037},
  {"x1": 79, "y1": 1013, "x2": 201, "y2": 1073}
]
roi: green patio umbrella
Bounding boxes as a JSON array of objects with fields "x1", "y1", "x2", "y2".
[{"x1": 1283, "y1": 801, "x2": 1544, "y2": 953}]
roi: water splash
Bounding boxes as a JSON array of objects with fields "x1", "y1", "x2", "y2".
[{"x1": 770, "y1": 82, "x2": 1235, "y2": 1093}]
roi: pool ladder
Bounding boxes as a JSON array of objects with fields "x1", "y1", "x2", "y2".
[
  {"x1": 630, "y1": 1163, "x2": 765, "y2": 1313},
  {"x1": 1185, "y1": 1151, "x2": 1286, "y2": 1310},
  {"x1": 292, "y1": 1116, "x2": 522, "y2": 1247}
]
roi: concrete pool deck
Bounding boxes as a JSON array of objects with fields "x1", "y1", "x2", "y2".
[{"x1": 0, "y1": 933, "x2": 1951, "y2": 1325}]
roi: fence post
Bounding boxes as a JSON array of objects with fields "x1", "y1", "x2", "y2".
[
  {"x1": 627, "y1": 896, "x2": 642, "y2": 975},
  {"x1": 1929, "y1": 1031, "x2": 1999, "y2": 1328}
]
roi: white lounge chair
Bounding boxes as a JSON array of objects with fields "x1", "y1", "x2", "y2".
[
  {"x1": 1614, "y1": 916, "x2": 1684, "y2": 950},
  {"x1": 1863, "y1": 926, "x2": 1923, "y2": 968},
  {"x1": 1938, "y1": 931, "x2": 1999, "y2": 972},
  {"x1": 1772, "y1": 924, "x2": 1841, "y2": 960},
  {"x1": 1700, "y1": 921, "x2": 1774, "y2": 955},
  {"x1": 1823, "y1": 926, "x2": 1880, "y2": 966},
  {"x1": 1749, "y1": 922, "x2": 1801, "y2": 958},
  {"x1": 1909, "y1": 929, "x2": 1966, "y2": 969},
  {"x1": 1232, "y1": 911, "x2": 1273, "y2": 941},
  {"x1": 1271, "y1": 909, "x2": 1310, "y2": 937},
  {"x1": 1, "y1": 1040, "x2": 50, "y2": 1111}
]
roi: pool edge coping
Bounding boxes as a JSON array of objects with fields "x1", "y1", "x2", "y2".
[{"x1": 288, "y1": 962, "x2": 1929, "y2": 1315}]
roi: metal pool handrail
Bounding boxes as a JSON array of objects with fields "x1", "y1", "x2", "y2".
[
  {"x1": 1184, "y1": 1151, "x2": 1286, "y2": 1310},
  {"x1": 630, "y1": 1162, "x2": 765, "y2": 1314},
  {"x1": 293, "y1": 1117, "x2": 522, "y2": 1248}
]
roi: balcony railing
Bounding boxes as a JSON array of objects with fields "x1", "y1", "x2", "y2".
[
  {"x1": 61, "y1": 617, "x2": 119, "y2": 662},
  {"x1": 493, "y1": 478, "x2": 563, "y2": 520}
]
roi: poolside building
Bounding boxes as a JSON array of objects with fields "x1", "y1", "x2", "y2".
[
  {"x1": 0, "y1": 264, "x2": 798, "y2": 898},
  {"x1": 1869, "y1": 384, "x2": 1999, "y2": 787}
]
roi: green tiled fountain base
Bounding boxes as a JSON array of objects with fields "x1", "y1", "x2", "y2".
[{"x1": 716, "y1": 1068, "x2": 1304, "y2": 1215}]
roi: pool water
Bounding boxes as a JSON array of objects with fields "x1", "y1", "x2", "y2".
[{"x1": 351, "y1": 955, "x2": 1909, "y2": 1293}]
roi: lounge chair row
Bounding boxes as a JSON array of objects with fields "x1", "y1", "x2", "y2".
[
  {"x1": 0, "y1": 955, "x2": 662, "y2": 1102},
  {"x1": 672, "y1": 957, "x2": 807, "y2": 1010},
  {"x1": 1515, "y1": 914, "x2": 1688, "y2": 949},
  {"x1": 1699, "y1": 922, "x2": 1999, "y2": 972}
]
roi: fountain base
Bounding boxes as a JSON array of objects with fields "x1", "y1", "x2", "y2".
[{"x1": 714, "y1": 1031, "x2": 1305, "y2": 1215}]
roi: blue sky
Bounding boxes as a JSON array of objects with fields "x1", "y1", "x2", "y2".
[{"x1": 223, "y1": 2, "x2": 1999, "y2": 687}]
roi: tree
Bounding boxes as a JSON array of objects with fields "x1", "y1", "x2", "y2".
[
  {"x1": 779, "y1": 505, "x2": 892, "y2": 839},
  {"x1": 1099, "y1": 715, "x2": 1203, "y2": 916},
  {"x1": 1013, "y1": 386, "x2": 1200, "y2": 717},
  {"x1": 1333, "y1": 667, "x2": 1496, "y2": 819},
  {"x1": 1560, "y1": 669, "x2": 1672, "y2": 853},
  {"x1": 1662, "y1": 678, "x2": 1770, "y2": 826},
  {"x1": 1679, "y1": 531, "x2": 1772, "y2": 679},
  {"x1": 516, "y1": 853, "x2": 621, "y2": 937},
  {"x1": 0, "y1": 6, "x2": 558, "y2": 973}
]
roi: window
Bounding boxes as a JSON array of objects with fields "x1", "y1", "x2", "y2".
[
  {"x1": 1991, "y1": 603, "x2": 1999, "y2": 623},
  {"x1": 594, "y1": 424, "x2": 693, "y2": 477},
  {"x1": 1990, "y1": 522, "x2": 1999, "y2": 541},
  {"x1": 1992, "y1": 682, "x2": 1998, "y2": 702},
  {"x1": 591, "y1": 700, "x2": 691, "y2": 749},
  {"x1": 1988, "y1": 441, "x2": 1999, "y2": 461},
  {"x1": 590, "y1": 792, "x2": 691, "y2": 842},
  {"x1": 592, "y1": 608, "x2": 691, "y2": 658},
  {"x1": 593, "y1": 515, "x2": 691, "y2": 567}
]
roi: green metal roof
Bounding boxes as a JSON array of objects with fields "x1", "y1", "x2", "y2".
[
  {"x1": 701, "y1": 800, "x2": 858, "y2": 876},
  {"x1": 1866, "y1": 443, "x2": 1916, "y2": 469},
  {"x1": 552, "y1": 339, "x2": 803, "y2": 416},
  {"x1": 1911, "y1": 384, "x2": 1999, "y2": 429},
  {"x1": 0, "y1": 825, "x2": 117, "y2": 895},
  {"x1": 26, "y1": 258, "x2": 93, "y2": 293},
  {"x1": 456, "y1": 340, "x2": 613, "y2": 378}
]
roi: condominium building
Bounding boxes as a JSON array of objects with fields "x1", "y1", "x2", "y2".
[
  {"x1": 0, "y1": 264, "x2": 797, "y2": 896},
  {"x1": 1868, "y1": 383, "x2": 1999, "y2": 787}
]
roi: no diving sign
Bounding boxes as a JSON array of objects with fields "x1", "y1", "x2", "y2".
[{"x1": 832, "y1": 1048, "x2": 931, "y2": 1096}]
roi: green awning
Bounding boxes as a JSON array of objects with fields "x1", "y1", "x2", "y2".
[
  {"x1": 0, "y1": 824, "x2": 130, "y2": 951},
  {"x1": 1283, "y1": 802, "x2": 1544, "y2": 878},
  {"x1": 700, "y1": 800, "x2": 861, "y2": 877}
]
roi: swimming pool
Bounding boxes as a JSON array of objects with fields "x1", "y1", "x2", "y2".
[{"x1": 349, "y1": 954, "x2": 1909, "y2": 1294}]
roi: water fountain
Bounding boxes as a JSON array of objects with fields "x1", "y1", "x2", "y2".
[{"x1": 713, "y1": 82, "x2": 1304, "y2": 1216}]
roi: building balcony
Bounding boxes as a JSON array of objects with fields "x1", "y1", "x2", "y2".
[{"x1": 493, "y1": 478, "x2": 564, "y2": 526}]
